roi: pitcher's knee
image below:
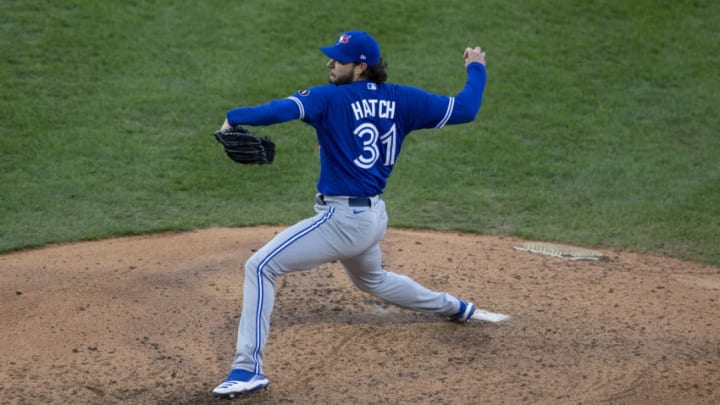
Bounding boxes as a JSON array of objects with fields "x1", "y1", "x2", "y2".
[
  {"x1": 350, "y1": 271, "x2": 388, "y2": 295},
  {"x1": 245, "y1": 252, "x2": 282, "y2": 281}
]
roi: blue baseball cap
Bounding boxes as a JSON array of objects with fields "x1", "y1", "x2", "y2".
[{"x1": 320, "y1": 31, "x2": 381, "y2": 65}]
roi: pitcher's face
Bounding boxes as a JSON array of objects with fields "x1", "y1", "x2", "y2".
[{"x1": 327, "y1": 59, "x2": 363, "y2": 84}]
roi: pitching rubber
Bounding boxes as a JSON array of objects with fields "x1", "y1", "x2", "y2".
[{"x1": 471, "y1": 309, "x2": 510, "y2": 323}]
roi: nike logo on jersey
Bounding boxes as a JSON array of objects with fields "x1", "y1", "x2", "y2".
[
  {"x1": 353, "y1": 209, "x2": 367, "y2": 215},
  {"x1": 351, "y1": 99, "x2": 396, "y2": 120}
]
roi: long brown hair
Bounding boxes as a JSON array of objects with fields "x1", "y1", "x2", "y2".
[{"x1": 364, "y1": 59, "x2": 388, "y2": 83}]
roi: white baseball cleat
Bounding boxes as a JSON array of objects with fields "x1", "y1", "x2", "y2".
[
  {"x1": 449, "y1": 300, "x2": 510, "y2": 323},
  {"x1": 212, "y1": 369, "x2": 269, "y2": 398}
]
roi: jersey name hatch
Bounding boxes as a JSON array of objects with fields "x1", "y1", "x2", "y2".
[{"x1": 350, "y1": 99, "x2": 396, "y2": 121}]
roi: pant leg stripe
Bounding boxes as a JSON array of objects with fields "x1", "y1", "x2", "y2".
[{"x1": 251, "y1": 207, "x2": 335, "y2": 374}]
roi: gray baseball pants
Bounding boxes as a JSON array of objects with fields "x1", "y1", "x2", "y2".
[{"x1": 230, "y1": 194, "x2": 462, "y2": 375}]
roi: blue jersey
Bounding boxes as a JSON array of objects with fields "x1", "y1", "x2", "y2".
[{"x1": 227, "y1": 62, "x2": 486, "y2": 197}]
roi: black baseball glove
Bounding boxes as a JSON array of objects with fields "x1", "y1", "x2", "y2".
[{"x1": 214, "y1": 126, "x2": 275, "y2": 165}]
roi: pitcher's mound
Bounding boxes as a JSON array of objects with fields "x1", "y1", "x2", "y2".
[{"x1": 1, "y1": 227, "x2": 718, "y2": 404}]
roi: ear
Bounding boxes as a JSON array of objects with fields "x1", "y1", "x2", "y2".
[{"x1": 354, "y1": 62, "x2": 369, "y2": 80}]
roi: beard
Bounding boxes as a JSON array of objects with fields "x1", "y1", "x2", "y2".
[{"x1": 328, "y1": 69, "x2": 354, "y2": 85}]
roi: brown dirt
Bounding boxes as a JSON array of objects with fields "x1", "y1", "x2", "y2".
[{"x1": 1, "y1": 227, "x2": 719, "y2": 404}]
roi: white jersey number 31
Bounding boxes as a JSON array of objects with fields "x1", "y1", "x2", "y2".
[{"x1": 353, "y1": 123, "x2": 397, "y2": 169}]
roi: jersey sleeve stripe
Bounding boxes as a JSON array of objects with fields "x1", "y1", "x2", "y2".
[
  {"x1": 436, "y1": 97, "x2": 455, "y2": 128},
  {"x1": 286, "y1": 96, "x2": 305, "y2": 120}
]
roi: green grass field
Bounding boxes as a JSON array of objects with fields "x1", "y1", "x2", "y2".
[{"x1": 2, "y1": 0, "x2": 719, "y2": 266}]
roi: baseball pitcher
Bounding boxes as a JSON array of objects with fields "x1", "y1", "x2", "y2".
[{"x1": 212, "y1": 30, "x2": 508, "y2": 399}]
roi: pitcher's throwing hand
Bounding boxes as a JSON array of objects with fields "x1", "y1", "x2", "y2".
[{"x1": 464, "y1": 46, "x2": 486, "y2": 67}]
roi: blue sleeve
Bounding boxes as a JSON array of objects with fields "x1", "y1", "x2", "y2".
[
  {"x1": 402, "y1": 87, "x2": 456, "y2": 130},
  {"x1": 226, "y1": 98, "x2": 301, "y2": 126},
  {"x1": 446, "y1": 62, "x2": 486, "y2": 124},
  {"x1": 285, "y1": 86, "x2": 331, "y2": 124},
  {"x1": 401, "y1": 62, "x2": 486, "y2": 130}
]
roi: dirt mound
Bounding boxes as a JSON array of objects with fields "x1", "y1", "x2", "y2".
[{"x1": 1, "y1": 227, "x2": 718, "y2": 404}]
